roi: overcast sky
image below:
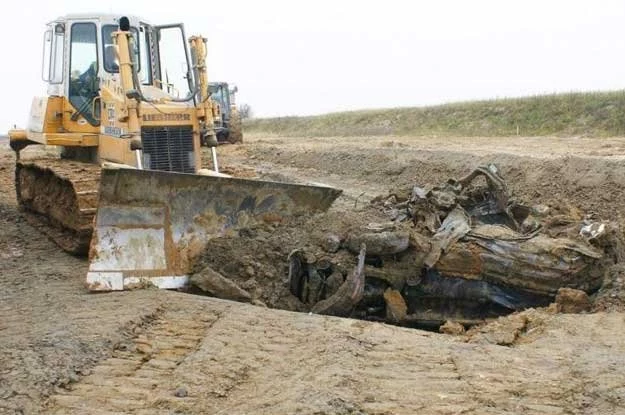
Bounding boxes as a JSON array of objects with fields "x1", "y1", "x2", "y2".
[{"x1": 2, "y1": 0, "x2": 625, "y2": 132}]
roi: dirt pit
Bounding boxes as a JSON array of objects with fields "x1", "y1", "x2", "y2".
[{"x1": 190, "y1": 155, "x2": 625, "y2": 331}]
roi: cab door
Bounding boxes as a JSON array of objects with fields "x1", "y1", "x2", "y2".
[
  {"x1": 67, "y1": 21, "x2": 100, "y2": 126},
  {"x1": 154, "y1": 24, "x2": 195, "y2": 100}
]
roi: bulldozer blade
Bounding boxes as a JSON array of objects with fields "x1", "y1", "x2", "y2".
[{"x1": 85, "y1": 167, "x2": 342, "y2": 291}]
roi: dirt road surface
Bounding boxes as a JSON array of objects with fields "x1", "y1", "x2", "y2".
[{"x1": 2, "y1": 135, "x2": 625, "y2": 414}]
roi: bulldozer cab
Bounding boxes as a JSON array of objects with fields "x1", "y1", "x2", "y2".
[
  {"x1": 41, "y1": 15, "x2": 198, "y2": 127},
  {"x1": 31, "y1": 14, "x2": 214, "y2": 172},
  {"x1": 209, "y1": 82, "x2": 231, "y2": 119}
]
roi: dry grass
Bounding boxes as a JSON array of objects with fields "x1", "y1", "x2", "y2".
[{"x1": 244, "y1": 90, "x2": 625, "y2": 138}]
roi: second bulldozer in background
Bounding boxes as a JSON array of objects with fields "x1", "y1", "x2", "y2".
[{"x1": 209, "y1": 82, "x2": 243, "y2": 144}]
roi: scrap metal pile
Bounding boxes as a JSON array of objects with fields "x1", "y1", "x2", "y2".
[{"x1": 286, "y1": 164, "x2": 618, "y2": 327}]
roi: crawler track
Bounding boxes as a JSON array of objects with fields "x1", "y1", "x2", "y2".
[{"x1": 15, "y1": 158, "x2": 101, "y2": 255}]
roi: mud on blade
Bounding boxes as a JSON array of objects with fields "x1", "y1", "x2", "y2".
[{"x1": 86, "y1": 167, "x2": 342, "y2": 291}]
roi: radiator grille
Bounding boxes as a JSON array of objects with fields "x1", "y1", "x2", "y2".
[{"x1": 141, "y1": 126, "x2": 195, "y2": 174}]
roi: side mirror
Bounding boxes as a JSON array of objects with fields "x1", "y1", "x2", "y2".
[{"x1": 119, "y1": 16, "x2": 130, "y2": 32}]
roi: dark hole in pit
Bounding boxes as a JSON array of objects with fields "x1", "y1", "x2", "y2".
[
  {"x1": 184, "y1": 261, "x2": 554, "y2": 334},
  {"x1": 185, "y1": 243, "x2": 556, "y2": 334},
  {"x1": 185, "y1": 228, "x2": 567, "y2": 334},
  {"x1": 294, "y1": 262, "x2": 553, "y2": 333}
]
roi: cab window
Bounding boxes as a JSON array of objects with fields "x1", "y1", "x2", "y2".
[
  {"x1": 102, "y1": 25, "x2": 140, "y2": 74},
  {"x1": 139, "y1": 26, "x2": 152, "y2": 85},
  {"x1": 42, "y1": 23, "x2": 65, "y2": 84},
  {"x1": 69, "y1": 22, "x2": 99, "y2": 125}
]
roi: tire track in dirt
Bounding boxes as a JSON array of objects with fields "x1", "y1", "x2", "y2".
[
  {"x1": 45, "y1": 301, "x2": 226, "y2": 414},
  {"x1": 83, "y1": 302, "x2": 478, "y2": 415},
  {"x1": 101, "y1": 302, "x2": 625, "y2": 415}
]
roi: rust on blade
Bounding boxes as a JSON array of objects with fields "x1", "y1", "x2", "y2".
[{"x1": 86, "y1": 167, "x2": 342, "y2": 291}]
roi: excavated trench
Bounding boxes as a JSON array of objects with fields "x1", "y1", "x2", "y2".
[{"x1": 188, "y1": 158, "x2": 625, "y2": 331}]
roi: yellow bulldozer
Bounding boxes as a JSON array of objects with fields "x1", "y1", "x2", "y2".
[
  {"x1": 208, "y1": 82, "x2": 243, "y2": 144},
  {"x1": 9, "y1": 14, "x2": 341, "y2": 291}
]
